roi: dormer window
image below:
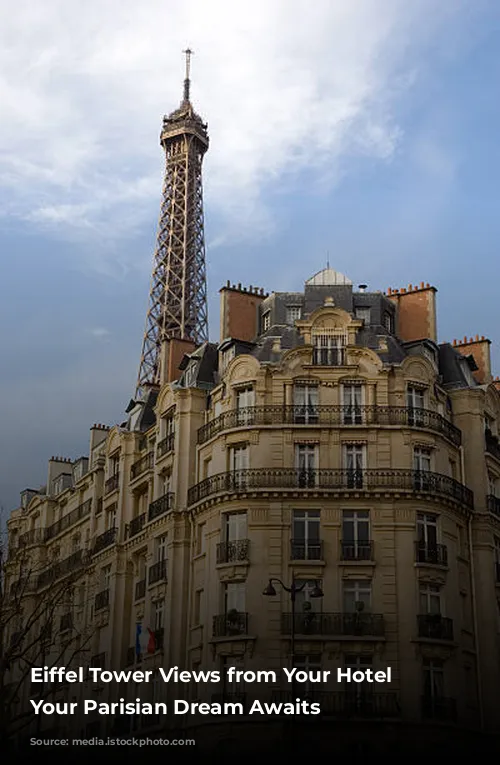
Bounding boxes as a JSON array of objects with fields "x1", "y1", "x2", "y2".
[
  {"x1": 184, "y1": 361, "x2": 197, "y2": 387},
  {"x1": 355, "y1": 307, "x2": 371, "y2": 324},
  {"x1": 286, "y1": 305, "x2": 301, "y2": 325},
  {"x1": 383, "y1": 312, "x2": 393, "y2": 333},
  {"x1": 220, "y1": 345, "x2": 235, "y2": 374},
  {"x1": 262, "y1": 311, "x2": 271, "y2": 332}
]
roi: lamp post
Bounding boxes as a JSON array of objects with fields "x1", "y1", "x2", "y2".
[{"x1": 263, "y1": 577, "x2": 323, "y2": 699}]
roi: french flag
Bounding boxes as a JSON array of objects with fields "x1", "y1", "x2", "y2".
[{"x1": 135, "y1": 623, "x2": 156, "y2": 657}]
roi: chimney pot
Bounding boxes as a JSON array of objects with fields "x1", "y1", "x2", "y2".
[
  {"x1": 475, "y1": 334, "x2": 479, "y2": 341},
  {"x1": 408, "y1": 284, "x2": 412, "y2": 291},
  {"x1": 237, "y1": 283, "x2": 241, "y2": 290},
  {"x1": 481, "y1": 335, "x2": 485, "y2": 340},
  {"x1": 426, "y1": 283, "x2": 430, "y2": 288},
  {"x1": 420, "y1": 281, "x2": 424, "y2": 288}
]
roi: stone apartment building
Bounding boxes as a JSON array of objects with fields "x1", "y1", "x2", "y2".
[{"x1": 4, "y1": 266, "x2": 500, "y2": 751}]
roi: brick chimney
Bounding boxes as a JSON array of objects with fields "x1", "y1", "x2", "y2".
[
  {"x1": 219, "y1": 281, "x2": 268, "y2": 343},
  {"x1": 385, "y1": 282, "x2": 437, "y2": 343},
  {"x1": 452, "y1": 335, "x2": 492, "y2": 384},
  {"x1": 160, "y1": 337, "x2": 196, "y2": 383}
]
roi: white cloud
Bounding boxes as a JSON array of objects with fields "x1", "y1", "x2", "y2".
[{"x1": 0, "y1": 0, "x2": 471, "y2": 266}]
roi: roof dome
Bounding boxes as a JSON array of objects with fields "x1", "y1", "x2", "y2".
[{"x1": 306, "y1": 268, "x2": 352, "y2": 286}]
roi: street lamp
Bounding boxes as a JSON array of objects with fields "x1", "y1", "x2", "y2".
[{"x1": 263, "y1": 577, "x2": 323, "y2": 698}]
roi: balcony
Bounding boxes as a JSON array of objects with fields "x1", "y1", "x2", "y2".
[
  {"x1": 37, "y1": 549, "x2": 90, "y2": 589},
  {"x1": 135, "y1": 579, "x2": 146, "y2": 601},
  {"x1": 290, "y1": 539, "x2": 323, "y2": 561},
  {"x1": 487, "y1": 494, "x2": 500, "y2": 519},
  {"x1": 313, "y1": 347, "x2": 346, "y2": 366},
  {"x1": 272, "y1": 690, "x2": 400, "y2": 718},
  {"x1": 213, "y1": 611, "x2": 249, "y2": 638},
  {"x1": 148, "y1": 492, "x2": 174, "y2": 522},
  {"x1": 91, "y1": 527, "x2": 117, "y2": 556},
  {"x1": 417, "y1": 614, "x2": 454, "y2": 641},
  {"x1": 104, "y1": 474, "x2": 119, "y2": 495},
  {"x1": 95, "y1": 588, "x2": 110, "y2": 611},
  {"x1": 18, "y1": 528, "x2": 45, "y2": 549},
  {"x1": 157, "y1": 433, "x2": 175, "y2": 458},
  {"x1": 45, "y1": 499, "x2": 92, "y2": 541},
  {"x1": 421, "y1": 695, "x2": 457, "y2": 722},
  {"x1": 216, "y1": 539, "x2": 250, "y2": 564},
  {"x1": 197, "y1": 405, "x2": 461, "y2": 446},
  {"x1": 341, "y1": 541, "x2": 373, "y2": 561},
  {"x1": 148, "y1": 559, "x2": 167, "y2": 585},
  {"x1": 281, "y1": 612, "x2": 385, "y2": 637},
  {"x1": 127, "y1": 513, "x2": 146, "y2": 539},
  {"x1": 130, "y1": 452, "x2": 154, "y2": 481},
  {"x1": 188, "y1": 469, "x2": 473, "y2": 510},
  {"x1": 60, "y1": 613, "x2": 73, "y2": 632},
  {"x1": 415, "y1": 542, "x2": 448, "y2": 566}
]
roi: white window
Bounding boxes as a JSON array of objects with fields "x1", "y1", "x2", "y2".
[
  {"x1": 417, "y1": 512, "x2": 438, "y2": 547},
  {"x1": 155, "y1": 534, "x2": 168, "y2": 562},
  {"x1": 343, "y1": 580, "x2": 372, "y2": 612},
  {"x1": 343, "y1": 444, "x2": 366, "y2": 488},
  {"x1": 295, "y1": 444, "x2": 317, "y2": 487},
  {"x1": 106, "y1": 506, "x2": 116, "y2": 530},
  {"x1": 196, "y1": 523, "x2": 206, "y2": 555},
  {"x1": 184, "y1": 361, "x2": 197, "y2": 387},
  {"x1": 292, "y1": 510, "x2": 321, "y2": 559},
  {"x1": 162, "y1": 472, "x2": 172, "y2": 495},
  {"x1": 293, "y1": 383, "x2": 319, "y2": 424},
  {"x1": 224, "y1": 582, "x2": 245, "y2": 613},
  {"x1": 295, "y1": 580, "x2": 323, "y2": 612},
  {"x1": 101, "y1": 565, "x2": 111, "y2": 589},
  {"x1": 225, "y1": 512, "x2": 247, "y2": 542},
  {"x1": 312, "y1": 331, "x2": 346, "y2": 366},
  {"x1": 230, "y1": 445, "x2": 249, "y2": 488},
  {"x1": 161, "y1": 413, "x2": 175, "y2": 439},
  {"x1": 423, "y1": 659, "x2": 444, "y2": 699},
  {"x1": 414, "y1": 447, "x2": 431, "y2": 472},
  {"x1": 152, "y1": 600, "x2": 164, "y2": 631},
  {"x1": 262, "y1": 312, "x2": 271, "y2": 332},
  {"x1": 342, "y1": 383, "x2": 364, "y2": 424},
  {"x1": 342, "y1": 510, "x2": 371, "y2": 559},
  {"x1": 383, "y1": 313, "x2": 393, "y2": 333},
  {"x1": 355, "y1": 307, "x2": 371, "y2": 324},
  {"x1": 407, "y1": 385, "x2": 426, "y2": 426},
  {"x1": 286, "y1": 305, "x2": 302, "y2": 324},
  {"x1": 419, "y1": 583, "x2": 441, "y2": 615},
  {"x1": 236, "y1": 387, "x2": 255, "y2": 425}
]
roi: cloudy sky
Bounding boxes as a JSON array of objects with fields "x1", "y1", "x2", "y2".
[{"x1": 1, "y1": 0, "x2": 500, "y2": 512}]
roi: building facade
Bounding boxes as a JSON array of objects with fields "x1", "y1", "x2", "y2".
[{"x1": 4, "y1": 268, "x2": 500, "y2": 752}]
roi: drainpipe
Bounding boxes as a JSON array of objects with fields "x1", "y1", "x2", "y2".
[{"x1": 461, "y1": 444, "x2": 484, "y2": 728}]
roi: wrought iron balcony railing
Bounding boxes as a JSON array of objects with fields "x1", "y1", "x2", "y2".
[
  {"x1": 487, "y1": 494, "x2": 500, "y2": 519},
  {"x1": 271, "y1": 690, "x2": 400, "y2": 718},
  {"x1": 17, "y1": 528, "x2": 45, "y2": 548},
  {"x1": 148, "y1": 559, "x2": 167, "y2": 585},
  {"x1": 130, "y1": 452, "x2": 154, "y2": 480},
  {"x1": 104, "y1": 473, "x2": 120, "y2": 495},
  {"x1": 213, "y1": 611, "x2": 249, "y2": 638},
  {"x1": 95, "y1": 588, "x2": 110, "y2": 611},
  {"x1": 417, "y1": 614, "x2": 454, "y2": 641},
  {"x1": 197, "y1": 405, "x2": 461, "y2": 446},
  {"x1": 157, "y1": 433, "x2": 175, "y2": 458},
  {"x1": 216, "y1": 539, "x2": 250, "y2": 564},
  {"x1": 415, "y1": 542, "x2": 448, "y2": 566},
  {"x1": 290, "y1": 539, "x2": 323, "y2": 561},
  {"x1": 341, "y1": 541, "x2": 373, "y2": 561},
  {"x1": 37, "y1": 549, "x2": 90, "y2": 589},
  {"x1": 281, "y1": 611, "x2": 385, "y2": 637},
  {"x1": 91, "y1": 527, "x2": 117, "y2": 556},
  {"x1": 45, "y1": 499, "x2": 92, "y2": 541},
  {"x1": 188, "y1": 469, "x2": 474, "y2": 510},
  {"x1": 127, "y1": 513, "x2": 146, "y2": 539},
  {"x1": 421, "y1": 695, "x2": 457, "y2": 722},
  {"x1": 135, "y1": 579, "x2": 146, "y2": 601},
  {"x1": 148, "y1": 492, "x2": 174, "y2": 523}
]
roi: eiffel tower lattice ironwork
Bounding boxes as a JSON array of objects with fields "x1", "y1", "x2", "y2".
[{"x1": 136, "y1": 49, "x2": 209, "y2": 399}]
